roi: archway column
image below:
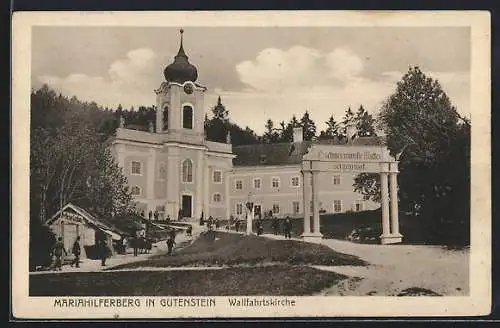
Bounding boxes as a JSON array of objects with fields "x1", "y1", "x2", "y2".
[
  {"x1": 300, "y1": 162, "x2": 322, "y2": 243},
  {"x1": 301, "y1": 170, "x2": 311, "y2": 235},
  {"x1": 311, "y1": 170, "x2": 322, "y2": 235},
  {"x1": 380, "y1": 167, "x2": 391, "y2": 238},
  {"x1": 380, "y1": 162, "x2": 403, "y2": 244}
]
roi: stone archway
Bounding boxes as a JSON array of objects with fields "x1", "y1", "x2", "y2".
[{"x1": 300, "y1": 144, "x2": 403, "y2": 245}]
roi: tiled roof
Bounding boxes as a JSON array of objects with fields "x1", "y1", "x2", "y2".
[
  {"x1": 232, "y1": 141, "x2": 310, "y2": 166},
  {"x1": 232, "y1": 136, "x2": 385, "y2": 167}
]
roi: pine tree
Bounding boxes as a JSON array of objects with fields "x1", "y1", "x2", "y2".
[
  {"x1": 263, "y1": 119, "x2": 279, "y2": 143},
  {"x1": 319, "y1": 115, "x2": 340, "y2": 140},
  {"x1": 212, "y1": 96, "x2": 229, "y2": 122},
  {"x1": 300, "y1": 111, "x2": 317, "y2": 141},
  {"x1": 355, "y1": 105, "x2": 376, "y2": 137},
  {"x1": 339, "y1": 106, "x2": 355, "y2": 139}
]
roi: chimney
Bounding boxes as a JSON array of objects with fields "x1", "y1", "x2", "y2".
[
  {"x1": 346, "y1": 122, "x2": 357, "y2": 142},
  {"x1": 293, "y1": 127, "x2": 303, "y2": 143}
]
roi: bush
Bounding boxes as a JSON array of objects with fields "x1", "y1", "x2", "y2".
[{"x1": 29, "y1": 218, "x2": 56, "y2": 270}]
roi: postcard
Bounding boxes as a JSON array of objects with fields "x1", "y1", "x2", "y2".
[{"x1": 11, "y1": 10, "x2": 491, "y2": 319}]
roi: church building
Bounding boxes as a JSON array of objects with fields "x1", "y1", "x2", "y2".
[{"x1": 109, "y1": 30, "x2": 383, "y2": 223}]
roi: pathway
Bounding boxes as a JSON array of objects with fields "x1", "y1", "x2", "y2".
[
  {"x1": 30, "y1": 222, "x2": 206, "y2": 275},
  {"x1": 259, "y1": 232, "x2": 469, "y2": 296},
  {"x1": 31, "y1": 227, "x2": 469, "y2": 297}
]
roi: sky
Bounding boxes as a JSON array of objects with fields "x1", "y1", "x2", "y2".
[{"x1": 31, "y1": 26, "x2": 470, "y2": 134}]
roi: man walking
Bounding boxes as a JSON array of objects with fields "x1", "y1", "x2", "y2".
[
  {"x1": 51, "y1": 237, "x2": 67, "y2": 271},
  {"x1": 100, "y1": 240, "x2": 109, "y2": 266},
  {"x1": 166, "y1": 237, "x2": 176, "y2": 255},
  {"x1": 70, "y1": 236, "x2": 81, "y2": 268},
  {"x1": 132, "y1": 236, "x2": 138, "y2": 256},
  {"x1": 271, "y1": 216, "x2": 279, "y2": 235},
  {"x1": 283, "y1": 217, "x2": 292, "y2": 239}
]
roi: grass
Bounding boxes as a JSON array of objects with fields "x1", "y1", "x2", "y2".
[
  {"x1": 109, "y1": 231, "x2": 367, "y2": 270},
  {"x1": 30, "y1": 265, "x2": 347, "y2": 296}
]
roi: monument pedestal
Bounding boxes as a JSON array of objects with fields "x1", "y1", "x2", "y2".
[
  {"x1": 380, "y1": 233, "x2": 403, "y2": 245},
  {"x1": 301, "y1": 232, "x2": 323, "y2": 244}
]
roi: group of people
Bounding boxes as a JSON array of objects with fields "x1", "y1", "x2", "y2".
[
  {"x1": 139, "y1": 209, "x2": 184, "y2": 222},
  {"x1": 50, "y1": 236, "x2": 111, "y2": 271},
  {"x1": 271, "y1": 216, "x2": 293, "y2": 239},
  {"x1": 228, "y1": 212, "x2": 294, "y2": 238},
  {"x1": 202, "y1": 216, "x2": 222, "y2": 231}
]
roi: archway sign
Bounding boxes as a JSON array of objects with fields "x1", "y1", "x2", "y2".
[{"x1": 301, "y1": 143, "x2": 403, "y2": 245}]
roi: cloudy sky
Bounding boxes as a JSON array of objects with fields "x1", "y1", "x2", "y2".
[{"x1": 32, "y1": 26, "x2": 470, "y2": 134}]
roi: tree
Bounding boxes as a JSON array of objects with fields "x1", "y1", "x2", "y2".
[
  {"x1": 319, "y1": 115, "x2": 341, "y2": 140},
  {"x1": 338, "y1": 106, "x2": 356, "y2": 139},
  {"x1": 263, "y1": 119, "x2": 279, "y2": 143},
  {"x1": 277, "y1": 115, "x2": 300, "y2": 142},
  {"x1": 300, "y1": 111, "x2": 317, "y2": 141},
  {"x1": 354, "y1": 66, "x2": 470, "y2": 245},
  {"x1": 228, "y1": 124, "x2": 259, "y2": 146},
  {"x1": 353, "y1": 173, "x2": 381, "y2": 203},
  {"x1": 30, "y1": 86, "x2": 133, "y2": 222},
  {"x1": 212, "y1": 96, "x2": 229, "y2": 121},
  {"x1": 355, "y1": 105, "x2": 376, "y2": 137},
  {"x1": 205, "y1": 97, "x2": 230, "y2": 143},
  {"x1": 82, "y1": 143, "x2": 133, "y2": 217},
  {"x1": 203, "y1": 96, "x2": 259, "y2": 145}
]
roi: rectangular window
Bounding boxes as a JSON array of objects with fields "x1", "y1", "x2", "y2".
[
  {"x1": 333, "y1": 175, "x2": 341, "y2": 185},
  {"x1": 272, "y1": 204, "x2": 280, "y2": 214},
  {"x1": 271, "y1": 177, "x2": 280, "y2": 188},
  {"x1": 334, "y1": 200, "x2": 342, "y2": 213},
  {"x1": 292, "y1": 201, "x2": 300, "y2": 215},
  {"x1": 213, "y1": 170, "x2": 222, "y2": 183},
  {"x1": 236, "y1": 203, "x2": 243, "y2": 215},
  {"x1": 355, "y1": 200, "x2": 364, "y2": 212},
  {"x1": 131, "y1": 161, "x2": 141, "y2": 175},
  {"x1": 291, "y1": 176, "x2": 300, "y2": 187},
  {"x1": 235, "y1": 180, "x2": 243, "y2": 190},
  {"x1": 253, "y1": 178, "x2": 261, "y2": 189},
  {"x1": 158, "y1": 162, "x2": 167, "y2": 180}
]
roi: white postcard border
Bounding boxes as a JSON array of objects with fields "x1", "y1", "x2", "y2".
[{"x1": 11, "y1": 11, "x2": 491, "y2": 319}]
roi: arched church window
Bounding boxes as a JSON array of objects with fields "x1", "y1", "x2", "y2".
[
  {"x1": 182, "y1": 105, "x2": 193, "y2": 129},
  {"x1": 182, "y1": 159, "x2": 193, "y2": 183},
  {"x1": 163, "y1": 107, "x2": 168, "y2": 131}
]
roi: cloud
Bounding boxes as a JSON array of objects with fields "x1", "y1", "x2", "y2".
[
  {"x1": 37, "y1": 48, "x2": 164, "y2": 108},
  {"x1": 325, "y1": 47, "x2": 364, "y2": 82},
  {"x1": 216, "y1": 46, "x2": 470, "y2": 134},
  {"x1": 36, "y1": 45, "x2": 470, "y2": 135},
  {"x1": 235, "y1": 46, "x2": 322, "y2": 93}
]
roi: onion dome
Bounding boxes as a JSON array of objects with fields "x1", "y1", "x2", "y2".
[{"x1": 163, "y1": 29, "x2": 198, "y2": 83}]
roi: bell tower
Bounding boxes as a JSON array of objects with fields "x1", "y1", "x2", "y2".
[{"x1": 155, "y1": 29, "x2": 206, "y2": 144}]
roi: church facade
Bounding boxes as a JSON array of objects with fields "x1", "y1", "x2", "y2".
[{"x1": 109, "y1": 30, "x2": 380, "y2": 222}]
